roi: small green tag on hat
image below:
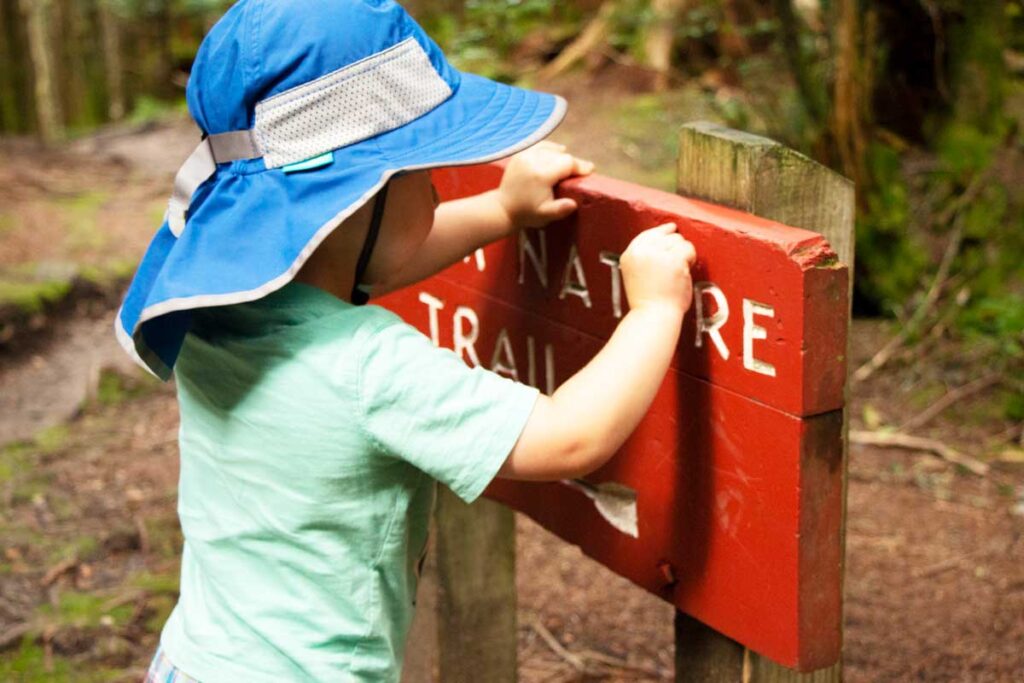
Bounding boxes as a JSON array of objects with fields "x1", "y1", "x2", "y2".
[{"x1": 282, "y1": 151, "x2": 334, "y2": 174}]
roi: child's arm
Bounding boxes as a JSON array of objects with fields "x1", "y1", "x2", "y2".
[
  {"x1": 500, "y1": 223, "x2": 697, "y2": 481},
  {"x1": 374, "y1": 142, "x2": 593, "y2": 295}
]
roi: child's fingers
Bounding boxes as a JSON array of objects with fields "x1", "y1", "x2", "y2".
[
  {"x1": 534, "y1": 140, "x2": 568, "y2": 152},
  {"x1": 644, "y1": 222, "x2": 678, "y2": 236},
  {"x1": 536, "y1": 197, "x2": 578, "y2": 220},
  {"x1": 680, "y1": 240, "x2": 697, "y2": 266},
  {"x1": 573, "y1": 157, "x2": 595, "y2": 175},
  {"x1": 535, "y1": 152, "x2": 580, "y2": 183}
]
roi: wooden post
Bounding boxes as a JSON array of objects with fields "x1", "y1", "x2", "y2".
[
  {"x1": 404, "y1": 487, "x2": 518, "y2": 682},
  {"x1": 674, "y1": 121, "x2": 854, "y2": 681}
]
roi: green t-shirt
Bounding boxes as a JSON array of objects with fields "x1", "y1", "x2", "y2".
[{"x1": 160, "y1": 282, "x2": 538, "y2": 682}]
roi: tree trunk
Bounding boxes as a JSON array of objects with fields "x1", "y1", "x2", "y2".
[
  {"x1": 645, "y1": 0, "x2": 687, "y2": 91},
  {"x1": 828, "y1": 0, "x2": 870, "y2": 188},
  {"x1": 0, "y1": 0, "x2": 19, "y2": 132},
  {"x1": 719, "y1": 0, "x2": 751, "y2": 60},
  {"x1": 99, "y1": 1, "x2": 125, "y2": 121},
  {"x1": 945, "y1": 1, "x2": 1006, "y2": 134},
  {"x1": 536, "y1": 0, "x2": 617, "y2": 81},
  {"x1": 776, "y1": 0, "x2": 825, "y2": 126},
  {"x1": 19, "y1": 0, "x2": 62, "y2": 142},
  {"x1": 156, "y1": 0, "x2": 175, "y2": 98}
]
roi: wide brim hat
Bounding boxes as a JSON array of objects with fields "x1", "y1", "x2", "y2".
[{"x1": 116, "y1": 0, "x2": 566, "y2": 380}]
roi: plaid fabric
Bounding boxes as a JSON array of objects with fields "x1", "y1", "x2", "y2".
[{"x1": 145, "y1": 646, "x2": 200, "y2": 683}]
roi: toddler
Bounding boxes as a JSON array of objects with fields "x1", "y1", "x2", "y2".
[{"x1": 118, "y1": 1, "x2": 697, "y2": 681}]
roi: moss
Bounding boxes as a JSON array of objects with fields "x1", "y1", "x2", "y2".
[
  {"x1": 0, "y1": 277, "x2": 74, "y2": 315},
  {"x1": 78, "y1": 258, "x2": 137, "y2": 290},
  {"x1": 94, "y1": 368, "x2": 160, "y2": 408},
  {"x1": 144, "y1": 517, "x2": 184, "y2": 560},
  {"x1": 55, "y1": 191, "x2": 109, "y2": 255},
  {"x1": 0, "y1": 641, "x2": 73, "y2": 682},
  {"x1": 0, "y1": 442, "x2": 32, "y2": 484},
  {"x1": 907, "y1": 383, "x2": 946, "y2": 411},
  {"x1": 37, "y1": 590, "x2": 134, "y2": 630},
  {"x1": 35, "y1": 424, "x2": 70, "y2": 454},
  {"x1": 612, "y1": 90, "x2": 713, "y2": 191},
  {"x1": 145, "y1": 594, "x2": 177, "y2": 635},
  {"x1": 131, "y1": 570, "x2": 180, "y2": 597},
  {"x1": 47, "y1": 535, "x2": 101, "y2": 565}
]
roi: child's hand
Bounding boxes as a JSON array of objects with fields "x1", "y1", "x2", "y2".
[
  {"x1": 497, "y1": 141, "x2": 595, "y2": 229},
  {"x1": 621, "y1": 223, "x2": 697, "y2": 316}
]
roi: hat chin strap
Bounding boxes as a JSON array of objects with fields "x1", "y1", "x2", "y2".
[{"x1": 351, "y1": 182, "x2": 390, "y2": 306}]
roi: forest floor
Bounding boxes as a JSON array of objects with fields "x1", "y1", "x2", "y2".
[{"x1": 1, "y1": 69, "x2": 1022, "y2": 682}]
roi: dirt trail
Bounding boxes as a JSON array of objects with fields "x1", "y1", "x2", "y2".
[
  {"x1": 0, "y1": 310, "x2": 137, "y2": 444},
  {"x1": 0, "y1": 120, "x2": 197, "y2": 447}
]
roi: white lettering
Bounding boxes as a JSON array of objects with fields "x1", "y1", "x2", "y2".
[
  {"x1": 418, "y1": 292, "x2": 444, "y2": 347},
  {"x1": 599, "y1": 251, "x2": 623, "y2": 318},
  {"x1": 694, "y1": 282, "x2": 730, "y2": 361},
  {"x1": 527, "y1": 335, "x2": 556, "y2": 395},
  {"x1": 743, "y1": 299, "x2": 776, "y2": 377},
  {"x1": 453, "y1": 306, "x2": 482, "y2": 367},
  {"x1": 462, "y1": 248, "x2": 487, "y2": 271},
  {"x1": 490, "y1": 328, "x2": 518, "y2": 380},
  {"x1": 518, "y1": 229, "x2": 548, "y2": 288},
  {"x1": 559, "y1": 244, "x2": 593, "y2": 308}
]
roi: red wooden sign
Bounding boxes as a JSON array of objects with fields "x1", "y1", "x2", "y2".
[{"x1": 376, "y1": 163, "x2": 847, "y2": 672}]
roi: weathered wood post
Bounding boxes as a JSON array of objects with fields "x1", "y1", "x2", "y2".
[
  {"x1": 673, "y1": 122, "x2": 854, "y2": 682},
  {"x1": 402, "y1": 489, "x2": 518, "y2": 683}
]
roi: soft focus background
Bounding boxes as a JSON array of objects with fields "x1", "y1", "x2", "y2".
[{"x1": 0, "y1": 1, "x2": 1022, "y2": 680}]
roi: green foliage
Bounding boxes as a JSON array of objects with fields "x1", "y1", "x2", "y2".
[
  {"x1": 422, "y1": 0, "x2": 578, "y2": 82},
  {"x1": 611, "y1": 94, "x2": 681, "y2": 190},
  {"x1": 37, "y1": 591, "x2": 134, "y2": 629},
  {"x1": 35, "y1": 424, "x2": 70, "y2": 453},
  {"x1": 94, "y1": 368, "x2": 160, "y2": 407},
  {"x1": 0, "y1": 276, "x2": 74, "y2": 315},
  {"x1": 854, "y1": 143, "x2": 928, "y2": 315},
  {"x1": 0, "y1": 442, "x2": 32, "y2": 485},
  {"x1": 48, "y1": 535, "x2": 101, "y2": 565},
  {"x1": 607, "y1": 0, "x2": 655, "y2": 57},
  {"x1": 957, "y1": 294, "x2": 1024, "y2": 358},
  {"x1": 126, "y1": 96, "x2": 189, "y2": 127},
  {"x1": 936, "y1": 123, "x2": 1003, "y2": 180},
  {"x1": 857, "y1": 114, "x2": 1023, "y2": 369},
  {"x1": 0, "y1": 641, "x2": 74, "y2": 682}
]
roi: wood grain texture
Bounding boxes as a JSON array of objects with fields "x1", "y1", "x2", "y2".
[
  {"x1": 674, "y1": 123, "x2": 854, "y2": 681},
  {"x1": 434, "y1": 489, "x2": 518, "y2": 683}
]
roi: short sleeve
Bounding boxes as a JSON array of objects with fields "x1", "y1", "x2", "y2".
[{"x1": 358, "y1": 314, "x2": 539, "y2": 502}]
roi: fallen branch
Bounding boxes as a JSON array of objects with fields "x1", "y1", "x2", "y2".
[
  {"x1": 853, "y1": 223, "x2": 963, "y2": 383},
  {"x1": 536, "y1": 0, "x2": 616, "y2": 81},
  {"x1": 911, "y1": 550, "x2": 983, "y2": 579},
  {"x1": 850, "y1": 429, "x2": 989, "y2": 476},
  {"x1": 528, "y1": 616, "x2": 585, "y2": 672},
  {"x1": 0, "y1": 621, "x2": 34, "y2": 652},
  {"x1": 854, "y1": 168, "x2": 991, "y2": 384},
  {"x1": 899, "y1": 373, "x2": 1002, "y2": 432},
  {"x1": 40, "y1": 556, "x2": 78, "y2": 588},
  {"x1": 101, "y1": 588, "x2": 145, "y2": 613},
  {"x1": 577, "y1": 647, "x2": 667, "y2": 677}
]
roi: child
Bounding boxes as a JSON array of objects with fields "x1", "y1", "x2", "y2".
[{"x1": 119, "y1": 1, "x2": 697, "y2": 681}]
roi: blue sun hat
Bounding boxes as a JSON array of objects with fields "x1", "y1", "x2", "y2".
[{"x1": 115, "y1": 0, "x2": 567, "y2": 380}]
